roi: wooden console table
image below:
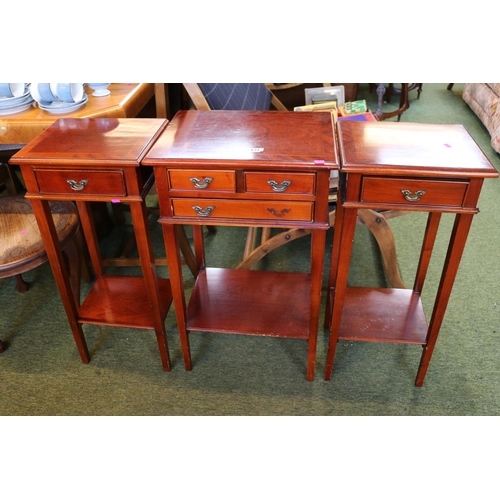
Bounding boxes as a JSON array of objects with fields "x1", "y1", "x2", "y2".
[
  {"x1": 143, "y1": 110, "x2": 338, "y2": 381},
  {"x1": 11, "y1": 118, "x2": 173, "y2": 370},
  {"x1": 324, "y1": 120, "x2": 498, "y2": 385}
]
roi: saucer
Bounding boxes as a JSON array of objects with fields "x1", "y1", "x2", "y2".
[
  {"x1": 92, "y1": 88, "x2": 111, "y2": 97},
  {"x1": 0, "y1": 89, "x2": 32, "y2": 108},
  {"x1": 38, "y1": 94, "x2": 88, "y2": 115},
  {"x1": 0, "y1": 101, "x2": 33, "y2": 115}
]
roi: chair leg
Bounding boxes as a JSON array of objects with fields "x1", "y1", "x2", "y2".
[
  {"x1": 15, "y1": 274, "x2": 29, "y2": 293},
  {"x1": 357, "y1": 209, "x2": 406, "y2": 289},
  {"x1": 237, "y1": 227, "x2": 311, "y2": 270}
]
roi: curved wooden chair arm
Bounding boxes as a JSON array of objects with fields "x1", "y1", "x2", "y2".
[{"x1": 182, "y1": 83, "x2": 211, "y2": 110}]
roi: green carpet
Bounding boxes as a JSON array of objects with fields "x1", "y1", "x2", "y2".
[{"x1": 1, "y1": 83, "x2": 499, "y2": 416}]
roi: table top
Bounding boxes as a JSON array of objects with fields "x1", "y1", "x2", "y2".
[
  {"x1": 338, "y1": 121, "x2": 498, "y2": 178},
  {"x1": 0, "y1": 83, "x2": 154, "y2": 145},
  {"x1": 142, "y1": 110, "x2": 339, "y2": 170},
  {"x1": 11, "y1": 118, "x2": 168, "y2": 167}
]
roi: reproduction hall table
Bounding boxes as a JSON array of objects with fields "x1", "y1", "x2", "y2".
[
  {"x1": 10, "y1": 118, "x2": 173, "y2": 370},
  {"x1": 324, "y1": 120, "x2": 498, "y2": 385},
  {"x1": 143, "y1": 110, "x2": 339, "y2": 381}
]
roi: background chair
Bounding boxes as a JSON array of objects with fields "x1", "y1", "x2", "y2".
[{"x1": 1, "y1": 147, "x2": 87, "y2": 352}]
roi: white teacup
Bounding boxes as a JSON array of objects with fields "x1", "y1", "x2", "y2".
[
  {"x1": 56, "y1": 83, "x2": 84, "y2": 103},
  {"x1": 0, "y1": 83, "x2": 26, "y2": 98},
  {"x1": 38, "y1": 83, "x2": 58, "y2": 103}
]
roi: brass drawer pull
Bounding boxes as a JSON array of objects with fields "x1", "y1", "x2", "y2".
[
  {"x1": 267, "y1": 180, "x2": 292, "y2": 192},
  {"x1": 192, "y1": 205, "x2": 215, "y2": 217},
  {"x1": 66, "y1": 179, "x2": 89, "y2": 191},
  {"x1": 267, "y1": 208, "x2": 290, "y2": 218},
  {"x1": 189, "y1": 177, "x2": 213, "y2": 189},
  {"x1": 401, "y1": 189, "x2": 426, "y2": 202}
]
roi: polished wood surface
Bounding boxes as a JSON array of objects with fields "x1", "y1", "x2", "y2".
[
  {"x1": 338, "y1": 121, "x2": 497, "y2": 178},
  {"x1": 0, "y1": 83, "x2": 154, "y2": 144},
  {"x1": 144, "y1": 110, "x2": 338, "y2": 381},
  {"x1": 187, "y1": 268, "x2": 311, "y2": 338},
  {"x1": 146, "y1": 110, "x2": 338, "y2": 168},
  {"x1": 325, "y1": 120, "x2": 498, "y2": 386},
  {"x1": 10, "y1": 118, "x2": 173, "y2": 371}
]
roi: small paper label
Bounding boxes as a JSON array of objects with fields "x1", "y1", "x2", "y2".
[
  {"x1": 111, "y1": 199, "x2": 121, "y2": 203},
  {"x1": 250, "y1": 148, "x2": 264, "y2": 152},
  {"x1": 314, "y1": 159, "x2": 325, "y2": 165}
]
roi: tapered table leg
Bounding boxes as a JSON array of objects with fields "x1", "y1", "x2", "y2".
[
  {"x1": 416, "y1": 213, "x2": 474, "y2": 386},
  {"x1": 130, "y1": 202, "x2": 171, "y2": 372},
  {"x1": 324, "y1": 207, "x2": 358, "y2": 380},
  {"x1": 30, "y1": 198, "x2": 90, "y2": 364}
]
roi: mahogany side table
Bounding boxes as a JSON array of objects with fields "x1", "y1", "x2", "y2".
[
  {"x1": 324, "y1": 120, "x2": 498, "y2": 385},
  {"x1": 11, "y1": 118, "x2": 173, "y2": 371},
  {"x1": 143, "y1": 110, "x2": 338, "y2": 381}
]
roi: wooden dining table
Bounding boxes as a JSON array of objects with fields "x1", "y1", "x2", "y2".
[{"x1": 0, "y1": 83, "x2": 155, "y2": 145}]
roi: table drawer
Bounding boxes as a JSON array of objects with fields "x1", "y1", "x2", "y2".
[
  {"x1": 244, "y1": 172, "x2": 315, "y2": 194},
  {"x1": 34, "y1": 169, "x2": 126, "y2": 196},
  {"x1": 360, "y1": 176, "x2": 469, "y2": 208},
  {"x1": 172, "y1": 198, "x2": 313, "y2": 222},
  {"x1": 169, "y1": 170, "x2": 236, "y2": 192}
]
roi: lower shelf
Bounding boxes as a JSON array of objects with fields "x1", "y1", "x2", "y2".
[
  {"x1": 78, "y1": 275, "x2": 172, "y2": 329},
  {"x1": 187, "y1": 267, "x2": 312, "y2": 339},
  {"x1": 337, "y1": 286, "x2": 428, "y2": 345}
]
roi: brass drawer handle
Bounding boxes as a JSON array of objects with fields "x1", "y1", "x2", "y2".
[
  {"x1": 267, "y1": 208, "x2": 290, "y2": 218},
  {"x1": 401, "y1": 189, "x2": 426, "y2": 202},
  {"x1": 267, "y1": 180, "x2": 292, "y2": 192},
  {"x1": 189, "y1": 177, "x2": 213, "y2": 189},
  {"x1": 66, "y1": 179, "x2": 89, "y2": 191},
  {"x1": 192, "y1": 205, "x2": 215, "y2": 217}
]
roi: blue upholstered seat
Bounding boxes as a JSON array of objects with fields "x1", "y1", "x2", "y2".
[{"x1": 198, "y1": 83, "x2": 272, "y2": 111}]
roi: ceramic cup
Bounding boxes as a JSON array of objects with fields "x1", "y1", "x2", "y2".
[
  {"x1": 0, "y1": 83, "x2": 26, "y2": 98},
  {"x1": 56, "y1": 83, "x2": 84, "y2": 103},
  {"x1": 38, "y1": 83, "x2": 58, "y2": 103}
]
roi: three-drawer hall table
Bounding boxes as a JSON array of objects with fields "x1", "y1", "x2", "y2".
[
  {"x1": 11, "y1": 118, "x2": 174, "y2": 370},
  {"x1": 143, "y1": 110, "x2": 339, "y2": 381},
  {"x1": 324, "y1": 120, "x2": 498, "y2": 385}
]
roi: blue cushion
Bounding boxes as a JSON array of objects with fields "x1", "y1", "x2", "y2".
[{"x1": 198, "y1": 83, "x2": 272, "y2": 110}]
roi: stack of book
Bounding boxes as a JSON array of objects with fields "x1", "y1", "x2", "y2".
[{"x1": 338, "y1": 100, "x2": 376, "y2": 121}]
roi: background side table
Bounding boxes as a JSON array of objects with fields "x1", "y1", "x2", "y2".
[{"x1": 324, "y1": 121, "x2": 498, "y2": 386}]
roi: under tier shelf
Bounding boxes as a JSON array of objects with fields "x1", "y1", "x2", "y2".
[
  {"x1": 187, "y1": 267, "x2": 311, "y2": 339},
  {"x1": 78, "y1": 275, "x2": 172, "y2": 329},
  {"x1": 337, "y1": 287, "x2": 428, "y2": 344}
]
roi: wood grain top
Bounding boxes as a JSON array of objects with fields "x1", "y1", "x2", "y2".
[
  {"x1": 142, "y1": 110, "x2": 339, "y2": 170},
  {"x1": 10, "y1": 118, "x2": 168, "y2": 167},
  {"x1": 338, "y1": 121, "x2": 498, "y2": 178}
]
